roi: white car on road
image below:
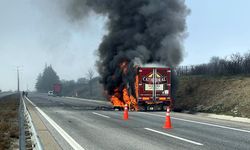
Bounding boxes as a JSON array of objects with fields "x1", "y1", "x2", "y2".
[{"x1": 48, "y1": 91, "x2": 54, "y2": 96}]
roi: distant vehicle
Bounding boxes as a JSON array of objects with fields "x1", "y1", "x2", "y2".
[
  {"x1": 137, "y1": 67, "x2": 172, "y2": 111},
  {"x1": 48, "y1": 91, "x2": 53, "y2": 96},
  {"x1": 53, "y1": 83, "x2": 62, "y2": 96}
]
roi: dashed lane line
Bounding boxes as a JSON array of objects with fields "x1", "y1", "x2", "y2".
[
  {"x1": 144, "y1": 128, "x2": 203, "y2": 146},
  {"x1": 92, "y1": 112, "x2": 111, "y2": 118},
  {"x1": 139, "y1": 112, "x2": 250, "y2": 133}
]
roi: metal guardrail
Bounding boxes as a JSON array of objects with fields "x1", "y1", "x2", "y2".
[
  {"x1": 19, "y1": 94, "x2": 26, "y2": 150},
  {"x1": 19, "y1": 95, "x2": 43, "y2": 150}
]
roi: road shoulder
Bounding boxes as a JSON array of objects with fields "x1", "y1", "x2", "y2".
[
  {"x1": 181, "y1": 112, "x2": 250, "y2": 124},
  {"x1": 25, "y1": 100, "x2": 62, "y2": 150}
]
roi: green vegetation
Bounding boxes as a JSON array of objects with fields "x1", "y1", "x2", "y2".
[
  {"x1": 35, "y1": 65, "x2": 60, "y2": 92},
  {"x1": 61, "y1": 77, "x2": 104, "y2": 100},
  {"x1": 35, "y1": 66, "x2": 105, "y2": 100}
]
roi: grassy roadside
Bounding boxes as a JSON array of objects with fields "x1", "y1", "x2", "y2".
[
  {"x1": 0, "y1": 94, "x2": 19, "y2": 150},
  {"x1": 174, "y1": 75, "x2": 250, "y2": 118}
]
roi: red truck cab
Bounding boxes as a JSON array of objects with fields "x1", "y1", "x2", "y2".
[{"x1": 137, "y1": 67, "x2": 171, "y2": 110}]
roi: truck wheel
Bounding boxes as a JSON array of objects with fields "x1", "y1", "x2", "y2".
[
  {"x1": 144, "y1": 105, "x2": 148, "y2": 112},
  {"x1": 162, "y1": 105, "x2": 167, "y2": 111},
  {"x1": 159, "y1": 105, "x2": 164, "y2": 111}
]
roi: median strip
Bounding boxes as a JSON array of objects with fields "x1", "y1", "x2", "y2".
[
  {"x1": 92, "y1": 112, "x2": 111, "y2": 118},
  {"x1": 25, "y1": 97, "x2": 85, "y2": 150},
  {"x1": 144, "y1": 128, "x2": 203, "y2": 146},
  {"x1": 139, "y1": 112, "x2": 250, "y2": 133},
  {"x1": 66, "y1": 97, "x2": 109, "y2": 104}
]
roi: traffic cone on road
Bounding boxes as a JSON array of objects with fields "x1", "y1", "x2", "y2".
[
  {"x1": 124, "y1": 104, "x2": 128, "y2": 120},
  {"x1": 163, "y1": 106, "x2": 172, "y2": 129}
]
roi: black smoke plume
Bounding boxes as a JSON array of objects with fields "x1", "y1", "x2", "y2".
[{"x1": 67, "y1": 0, "x2": 189, "y2": 98}]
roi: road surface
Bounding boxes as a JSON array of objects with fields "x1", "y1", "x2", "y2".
[
  {"x1": 0, "y1": 92, "x2": 15, "y2": 99},
  {"x1": 27, "y1": 93, "x2": 250, "y2": 150}
]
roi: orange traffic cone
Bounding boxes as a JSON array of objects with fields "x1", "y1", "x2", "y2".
[
  {"x1": 124, "y1": 104, "x2": 128, "y2": 120},
  {"x1": 163, "y1": 106, "x2": 172, "y2": 129}
]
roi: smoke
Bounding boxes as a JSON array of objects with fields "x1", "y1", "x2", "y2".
[{"x1": 66, "y1": 0, "x2": 189, "y2": 96}]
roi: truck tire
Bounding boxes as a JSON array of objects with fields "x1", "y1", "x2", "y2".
[
  {"x1": 162, "y1": 105, "x2": 167, "y2": 111},
  {"x1": 144, "y1": 104, "x2": 148, "y2": 112}
]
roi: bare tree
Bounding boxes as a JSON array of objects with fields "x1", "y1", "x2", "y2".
[
  {"x1": 86, "y1": 68, "x2": 95, "y2": 97},
  {"x1": 177, "y1": 51, "x2": 250, "y2": 76},
  {"x1": 243, "y1": 51, "x2": 250, "y2": 74},
  {"x1": 86, "y1": 68, "x2": 94, "y2": 81}
]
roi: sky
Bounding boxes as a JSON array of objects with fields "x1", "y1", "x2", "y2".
[
  {"x1": 1, "y1": 0, "x2": 250, "y2": 91},
  {"x1": 183, "y1": 0, "x2": 250, "y2": 65}
]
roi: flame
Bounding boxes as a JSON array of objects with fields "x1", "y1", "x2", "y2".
[
  {"x1": 109, "y1": 61, "x2": 139, "y2": 111},
  {"x1": 110, "y1": 95, "x2": 125, "y2": 107},
  {"x1": 122, "y1": 87, "x2": 130, "y2": 104},
  {"x1": 135, "y1": 74, "x2": 139, "y2": 99},
  {"x1": 110, "y1": 86, "x2": 138, "y2": 111},
  {"x1": 110, "y1": 88, "x2": 124, "y2": 107}
]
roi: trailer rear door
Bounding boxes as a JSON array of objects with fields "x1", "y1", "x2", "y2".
[{"x1": 138, "y1": 67, "x2": 171, "y2": 104}]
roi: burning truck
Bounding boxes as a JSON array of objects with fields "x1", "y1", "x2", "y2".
[
  {"x1": 65, "y1": 0, "x2": 189, "y2": 111},
  {"x1": 109, "y1": 61, "x2": 172, "y2": 111}
]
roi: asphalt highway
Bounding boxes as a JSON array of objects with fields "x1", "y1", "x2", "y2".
[
  {"x1": 0, "y1": 92, "x2": 15, "y2": 99},
  {"x1": 27, "y1": 93, "x2": 250, "y2": 150}
]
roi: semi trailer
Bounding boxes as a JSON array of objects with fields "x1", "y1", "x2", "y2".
[
  {"x1": 53, "y1": 83, "x2": 62, "y2": 96},
  {"x1": 137, "y1": 67, "x2": 172, "y2": 110},
  {"x1": 110, "y1": 66, "x2": 172, "y2": 111}
]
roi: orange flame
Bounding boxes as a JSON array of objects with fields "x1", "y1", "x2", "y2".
[
  {"x1": 109, "y1": 61, "x2": 139, "y2": 111},
  {"x1": 110, "y1": 87, "x2": 138, "y2": 111},
  {"x1": 135, "y1": 74, "x2": 139, "y2": 99},
  {"x1": 110, "y1": 88, "x2": 124, "y2": 107},
  {"x1": 110, "y1": 95, "x2": 125, "y2": 107}
]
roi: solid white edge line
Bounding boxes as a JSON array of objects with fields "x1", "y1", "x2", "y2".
[
  {"x1": 25, "y1": 97, "x2": 85, "y2": 150},
  {"x1": 92, "y1": 112, "x2": 111, "y2": 118},
  {"x1": 139, "y1": 112, "x2": 250, "y2": 133},
  {"x1": 144, "y1": 128, "x2": 203, "y2": 146},
  {"x1": 22, "y1": 97, "x2": 43, "y2": 150}
]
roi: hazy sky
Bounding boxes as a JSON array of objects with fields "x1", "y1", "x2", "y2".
[{"x1": 1, "y1": 0, "x2": 250, "y2": 91}]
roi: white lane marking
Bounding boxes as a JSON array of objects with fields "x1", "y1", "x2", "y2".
[
  {"x1": 25, "y1": 97, "x2": 85, "y2": 150},
  {"x1": 144, "y1": 128, "x2": 203, "y2": 146},
  {"x1": 92, "y1": 112, "x2": 111, "y2": 118},
  {"x1": 66, "y1": 97, "x2": 109, "y2": 104},
  {"x1": 139, "y1": 112, "x2": 250, "y2": 133}
]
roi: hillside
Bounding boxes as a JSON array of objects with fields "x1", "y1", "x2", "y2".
[{"x1": 174, "y1": 76, "x2": 250, "y2": 118}]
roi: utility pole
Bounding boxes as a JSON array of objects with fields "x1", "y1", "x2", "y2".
[{"x1": 17, "y1": 67, "x2": 20, "y2": 92}]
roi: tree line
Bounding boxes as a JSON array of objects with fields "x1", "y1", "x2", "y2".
[
  {"x1": 36, "y1": 51, "x2": 250, "y2": 99},
  {"x1": 35, "y1": 65, "x2": 60, "y2": 92},
  {"x1": 176, "y1": 51, "x2": 250, "y2": 76},
  {"x1": 35, "y1": 65, "x2": 104, "y2": 99}
]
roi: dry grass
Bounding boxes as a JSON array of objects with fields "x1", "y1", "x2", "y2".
[
  {"x1": 0, "y1": 94, "x2": 19, "y2": 150},
  {"x1": 174, "y1": 76, "x2": 250, "y2": 118}
]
